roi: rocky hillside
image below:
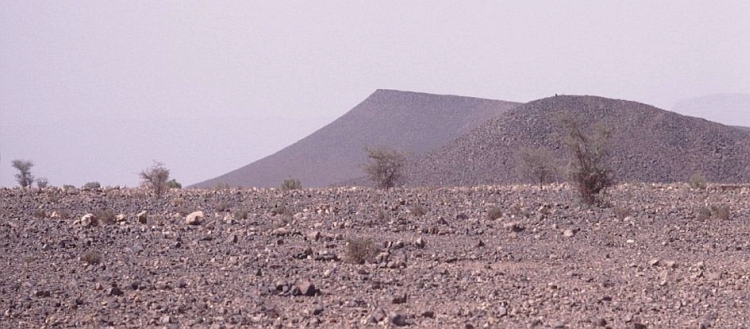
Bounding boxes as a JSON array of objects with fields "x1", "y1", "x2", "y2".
[
  {"x1": 192, "y1": 90, "x2": 518, "y2": 188},
  {"x1": 408, "y1": 95, "x2": 750, "y2": 186}
]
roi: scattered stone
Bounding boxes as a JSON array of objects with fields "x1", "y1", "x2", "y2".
[
  {"x1": 421, "y1": 310, "x2": 435, "y2": 318},
  {"x1": 136, "y1": 211, "x2": 147, "y2": 224},
  {"x1": 415, "y1": 237, "x2": 426, "y2": 248},
  {"x1": 296, "y1": 280, "x2": 317, "y2": 296},
  {"x1": 116, "y1": 214, "x2": 127, "y2": 222},
  {"x1": 503, "y1": 222, "x2": 525, "y2": 232},
  {"x1": 80, "y1": 213, "x2": 95, "y2": 227},
  {"x1": 389, "y1": 312, "x2": 409, "y2": 326},
  {"x1": 392, "y1": 293, "x2": 407, "y2": 304},
  {"x1": 185, "y1": 211, "x2": 204, "y2": 225},
  {"x1": 649, "y1": 258, "x2": 660, "y2": 266},
  {"x1": 563, "y1": 229, "x2": 576, "y2": 237}
]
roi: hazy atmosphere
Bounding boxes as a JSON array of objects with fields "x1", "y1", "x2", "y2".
[{"x1": 1, "y1": 1, "x2": 748, "y2": 188}]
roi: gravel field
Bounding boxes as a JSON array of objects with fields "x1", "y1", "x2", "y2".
[{"x1": 2, "y1": 184, "x2": 749, "y2": 328}]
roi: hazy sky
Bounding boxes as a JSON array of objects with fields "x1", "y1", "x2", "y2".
[{"x1": 1, "y1": 1, "x2": 749, "y2": 187}]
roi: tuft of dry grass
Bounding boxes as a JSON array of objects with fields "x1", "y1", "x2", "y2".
[
  {"x1": 345, "y1": 237, "x2": 378, "y2": 265},
  {"x1": 487, "y1": 206, "x2": 503, "y2": 220},
  {"x1": 81, "y1": 250, "x2": 102, "y2": 265},
  {"x1": 409, "y1": 204, "x2": 428, "y2": 217}
]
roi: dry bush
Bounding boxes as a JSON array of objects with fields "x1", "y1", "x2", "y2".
[
  {"x1": 613, "y1": 206, "x2": 631, "y2": 220},
  {"x1": 561, "y1": 115, "x2": 614, "y2": 205},
  {"x1": 364, "y1": 146, "x2": 407, "y2": 189},
  {"x1": 36, "y1": 178, "x2": 49, "y2": 188},
  {"x1": 517, "y1": 147, "x2": 559, "y2": 188},
  {"x1": 81, "y1": 250, "x2": 102, "y2": 265},
  {"x1": 710, "y1": 204, "x2": 731, "y2": 221},
  {"x1": 233, "y1": 209, "x2": 249, "y2": 220},
  {"x1": 93, "y1": 209, "x2": 117, "y2": 225},
  {"x1": 280, "y1": 178, "x2": 302, "y2": 191},
  {"x1": 215, "y1": 201, "x2": 231, "y2": 212},
  {"x1": 409, "y1": 204, "x2": 428, "y2": 217},
  {"x1": 139, "y1": 162, "x2": 171, "y2": 197},
  {"x1": 688, "y1": 172, "x2": 707, "y2": 189},
  {"x1": 487, "y1": 206, "x2": 503, "y2": 220},
  {"x1": 82, "y1": 182, "x2": 101, "y2": 189},
  {"x1": 12, "y1": 159, "x2": 34, "y2": 188},
  {"x1": 345, "y1": 237, "x2": 378, "y2": 265}
]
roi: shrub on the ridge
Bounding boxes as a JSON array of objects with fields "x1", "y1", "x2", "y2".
[{"x1": 560, "y1": 115, "x2": 614, "y2": 205}]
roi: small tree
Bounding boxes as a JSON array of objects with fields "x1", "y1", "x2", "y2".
[
  {"x1": 561, "y1": 115, "x2": 614, "y2": 205},
  {"x1": 11, "y1": 159, "x2": 34, "y2": 188},
  {"x1": 363, "y1": 146, "x2": 407, "y2": 189},
  {"x1": 517, "y1": 147, "x2": 558, "y2": 188},
  {"x1": 139, "y1": 162, "x2": 170, "y2": 197}
]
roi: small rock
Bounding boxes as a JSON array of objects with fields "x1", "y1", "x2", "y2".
[
  {"x1": 389, "y1": 312, "x2": 408, "y2": 326},
  {"x1": 108, "y1": 285, "x2": 124, "y2": 296},
  {"x1": 271, "y1": 227, "x2": 292, "y2": 236},
  {"x1": 296, "y1": 280, "x2": 317, "y2": 296},
  {"x1": 563, "y1": 229, "x2": 576, "y2": 237},
  {"x1": 80, "y1": 214, "x2": 95, "y2": 227},
  {"x1": 116, "y1": 214, "x2": 127, "y2": 222},
  {"x1": 632, "y1": 322, "x2": 647, "y2": 329},
  {"x1": 476, "y1": 240, "x2": 485, "y2": 248},
  {"x1": 665, "y1": 260, "x2": 677, "y2": 269},
  {"x1": 503, "y1": 222, "x2": 524, "y2": 232},
  {"x1": 392, "y1": 293, "x2": 407, "y2": 304},
  {"x1": 185, "y1": 211, "x2": 204, "y2": 225},
  {"x1": 136, "y1": 211, "x2": 147, "y2": 224},
  {"x1": 649, "y1": 258, "x2": 660, "y2": 266},
  {"x1": 307, "y1": 231, "x2": 321, "y2": 241},
  {"x1": 421, "y1": 310, "x2": 435, "y2": 318},
  {"x1": 312, "y1": 305, "x2": 324, "y2": 315},
  {"x1": 415, "y1": 237, "x2": 426, "y2": 249}
]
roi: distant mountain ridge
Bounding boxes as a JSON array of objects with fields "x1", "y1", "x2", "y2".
[
  {"x1": 192, "y1": 89, "x2": 519, "y2": 188},
  {"x1": 673, "y1": 93, "x2": 750, "y2": 128},
  {"x1": 407, "y1": 95, "x2": 750, "y2": 186}
]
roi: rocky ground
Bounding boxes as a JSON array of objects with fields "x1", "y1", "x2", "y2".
[{"x1": 1, "y1": 183, "x2": 749, "y2": 328}]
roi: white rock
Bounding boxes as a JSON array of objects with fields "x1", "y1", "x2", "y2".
[
  {"x1": 185, "y1": 211, "x2": 204, "y2": 225},
  {"x1": 80, "y1": 213, "x2": 94, "y2": 227}
]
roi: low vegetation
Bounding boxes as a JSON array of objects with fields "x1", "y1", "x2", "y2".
[
  {"x1": 517, "y1": 147, "x2": 558, "y2": 188},
  {"x1": 364, "y1": 146, "x2": 407, "y2": 189},
  {"x1": 280, "y1": 178, "x2": 302, "y2": 191},
  {"x1": 11, "y1": 159, "x2": 34, "y2": 188},
  {"x1": 139, "y1": 161, "x2": 171, "y2": 197},
  {"x1": 561, "y1": 115, "x2": 614, "y2": 205},
  {"x1": 345, "y1": 237, "x2": 378, "y2": 265}
]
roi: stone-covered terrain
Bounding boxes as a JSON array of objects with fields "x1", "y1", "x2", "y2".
[
  {"x1": 2, "y1": 184, "x2": 750, "y2": 328},
  {"x1": 408, "y1": 95, "x2": 750, "y2": 187}
]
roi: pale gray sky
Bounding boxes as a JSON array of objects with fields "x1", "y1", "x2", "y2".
[{"x1": 1, "y1": 1, "x2": 749, "y2": 187}]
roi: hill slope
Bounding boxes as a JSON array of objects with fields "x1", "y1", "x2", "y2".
[
  {"x1": 408, "y1": 95, "x2": 750, "y2": 186},
  {"x1": 193, "y1": 89, "x2": 519, "y2": 188}
]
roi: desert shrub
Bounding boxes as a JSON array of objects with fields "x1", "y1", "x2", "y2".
[
  {"x1": 517, "y1": 147, "x2": 559, "y2": 188},
  {"x1": 688, "y1": 172, "x2": 707, "y2": 189},
  {"x1": 83, "y1": 182, "x2": 101, "y2": 189},
  {"x1": 36, "y1": 178, "x2": 49, "y2": 188},
  {"x1": 32, "y1": 209, "x2": 46, "y2": 219},
  {"x1": 561, "y1": 115, "x2": 614, "y2": 205},
  {"x1": 165, "y1": 179, "x2": 182, "y2": 189},
  {"x1": 62, "y1": 184, "x2": 76, "y2": 191},
  {"x1": 280, "y1": 178, "x2": 302, "y2": 191},
  {"x1": 215, "y1": 201, "x2": 231, "y2": 212},
  {"x1": 233, "y1": 209, "x2": 249, "y2": 220},
  {"x1": 139, "y1": 161, "x2": 171, "y2": 197},
  {"x1": 214, "y1": 182, "x2": 230, "y2": 191},
  {"x1": 363, "y1": 146, "x2": 407, "y2": 189},
  {"x1": 409, "y1": 204, "x2": 428, "y2": 217},
  {"x1": 93, "y1": 209, "x2": 117, "y2": 225},
  {"x1": 710, "y1": 204, "x2": 731, "y2": 221},
  {"x1": 345, "y1": 237, "x2": 378, "y2": 265},
  {"x1": 696, "y1": 206, "x2": 712, "y2": 220},
  {"x1": 81, "y1": 250, "x2": 102, "y2": 265},
  {"x1": 11, "y1": 159, "x2": 34, "y2": 188},
  {"x1": 486, "y1": 206, "x2": 504, "y2": 220},
  {"x1": 613, "y1": 206, "x2": 631, "y2": 220},
  {"x1": 271, "y1": 204, "x2": 293, "y2": 217}
]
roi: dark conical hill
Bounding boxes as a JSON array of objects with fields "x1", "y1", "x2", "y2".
[
  {"x1": 192, "y1": 89, "x2": 519, "y2": 188},
  {"x1": 408, "y1": 95, "x2": 750, "y2": 186}
]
